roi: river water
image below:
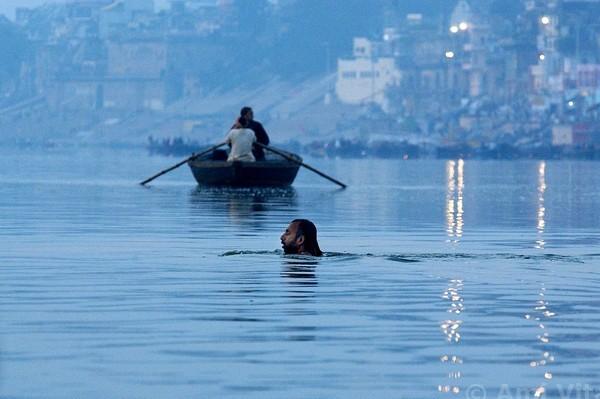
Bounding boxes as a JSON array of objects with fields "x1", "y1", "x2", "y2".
[{"x1": 1, "y1": 148, "x2": 599, "y2": 398}]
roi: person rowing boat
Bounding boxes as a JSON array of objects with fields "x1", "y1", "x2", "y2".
[
  {"x1": 224, "y1": 117, "x2": 256, "y2": 162},
  {"x1": 239, "y1": 106, "x2": 270, "y2": 161}
]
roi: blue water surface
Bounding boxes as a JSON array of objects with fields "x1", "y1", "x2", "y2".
[{"x1": 1, "y1": 148, "x2": 600, "y2": 398}]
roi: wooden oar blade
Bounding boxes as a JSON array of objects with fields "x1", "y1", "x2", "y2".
[
  {"x1": 256, "y1": 143, "x2": 347, "y2": 188},
  {"x1": 140, "y1": 142, "x2": 226, "y2": 186}
]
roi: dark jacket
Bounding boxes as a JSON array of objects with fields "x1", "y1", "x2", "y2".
[
  {"x1": 248, "y1": 120, "x2": 269, "y2": 145},
  {"x1": 247, "y1": 120, "x2": 270, "y2": 160}
]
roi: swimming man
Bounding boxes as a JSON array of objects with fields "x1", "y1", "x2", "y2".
[{"x1": 280, "y1": 219, "x2": 323, "y2": 256}]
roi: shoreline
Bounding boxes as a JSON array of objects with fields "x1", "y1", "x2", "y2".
[
  {"x1": 148, "y1": 136, "x2": 600, "y2": 161},
  {"x1": 4, "y1": 137, "x2": 600, "y2": 161}
]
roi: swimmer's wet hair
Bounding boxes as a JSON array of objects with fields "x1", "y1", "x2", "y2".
[{"x1": 292, "y1": 219, "x2": 323, "y2": 256}]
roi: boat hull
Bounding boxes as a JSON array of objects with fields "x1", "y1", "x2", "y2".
[{"x1": 187, "y1": 159, "x2": 301, "y2": 187}]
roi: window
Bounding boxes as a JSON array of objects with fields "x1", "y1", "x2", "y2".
[{"x1": 342, "y1": 71, "x2": 357, "y2": 79}]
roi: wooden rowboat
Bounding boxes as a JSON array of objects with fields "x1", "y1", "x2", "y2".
[
  {"x1": 140, "y1": 142, "x2": 344, "y2": 188},
  {"x1": 187, "y1": 152, "x2": 302, "y2": 187}
]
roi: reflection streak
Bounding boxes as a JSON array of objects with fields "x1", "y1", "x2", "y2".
[
  {"x1": 446, "y1": 160, "x2": 464, "y2": 242},
  {"x1": 524, "y1": 284, "x2": 556, "y2": 397},
  {"x1": 438, "y1": 279, "x2": 464, "y2": 395},
  {"x1": 536, "y1": 161, "x2": 547, "y2": 249}
]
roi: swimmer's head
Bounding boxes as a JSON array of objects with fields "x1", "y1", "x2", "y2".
[{"x1": 280, "y1": 219, "x2": 322, "y2": 256}]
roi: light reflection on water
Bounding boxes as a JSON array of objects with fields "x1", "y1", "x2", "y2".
[
  {"x1": 1, "y1": 149, "x2": 600, "y2": 398},
  {"x1": 536, "y1": 161, "x2": 547, "y2": 249},
  {"x1": 446, "y1": 159, "x2": 464, "y2": 243},
  {"x1": 525, "y1": 283, "x2": 556, "y2": 398},
  {"x1": 439, "y1": 279, "x2": 464, "y2": 395}
]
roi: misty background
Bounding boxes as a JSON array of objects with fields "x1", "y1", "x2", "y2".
[
  {"x1": 0, "y1": 1, "x2": 172, "y2": 18},
  {"x1": 2, "y1": 5, "x2": 600, "y2": 396},
  {"x1": 0, "y1": 0, "x2": 598, "y2": 159}
]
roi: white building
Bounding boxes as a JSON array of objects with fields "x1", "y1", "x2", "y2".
[
  {"x1": 552, "y1": 125, "x2": 573, "y2": 146},
  {"x1": 335, "y1": 38, "x2": 401, "y2": 112}
]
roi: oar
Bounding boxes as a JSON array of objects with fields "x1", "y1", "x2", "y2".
[
  {"x1": 140, "y1": 141, "x2": 226, "y2": 186},
  {"x1": 255, "y1": 142, "x2": 347, "y2": 189}
]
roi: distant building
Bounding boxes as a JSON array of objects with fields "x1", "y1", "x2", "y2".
[
  {"x1": 46, "y1": 76, "x2": 167, "y2": 112},
  {"x1": 447, "y1": 0, "x2": 499, "y2": 98},
  {"x1": 107, "y1": 38, "x2": 166, "y2": 78},
  {"x1": 99, "y1": 0, "x2": 155, "y2": 38},
  {"x1": 104, "y1": 36, "x2": 168, "y2": 110},
  {"x1": 46, "y1": 36, "x2": 170, "y2": 112},
  {"x1": 335, "y1": 38, "x2": 401, "y2": 112},
  {"x1": 552, "y1": 124, "x2": 573, "y2": 145},
  {"x1": 552, "y1": 123, "x2": 597, "y2": 146},
  {"x1": 66, "y1": 1, "x2": 113, "y2": 21},
  {"x1": 449, "y1": 0, "x2": 474, "y2": 29},
  {"x1": 576, "y1": 64, "x2": 600, "y2": 90}
]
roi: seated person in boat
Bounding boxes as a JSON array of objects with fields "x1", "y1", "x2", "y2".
[
  {"x1": 280, "y1": 219, "x2": 323, "y2": 257},
  {"x1": 239, "y1": 106, "x2": 270, "y2": 161},
  {"x1": 224, "y1": 118, "x2": 257, "y2": 162}
]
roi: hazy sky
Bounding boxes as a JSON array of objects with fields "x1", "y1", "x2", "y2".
[{"x1": 0, "y1": 0, "x2": 170, "y2": 20}]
